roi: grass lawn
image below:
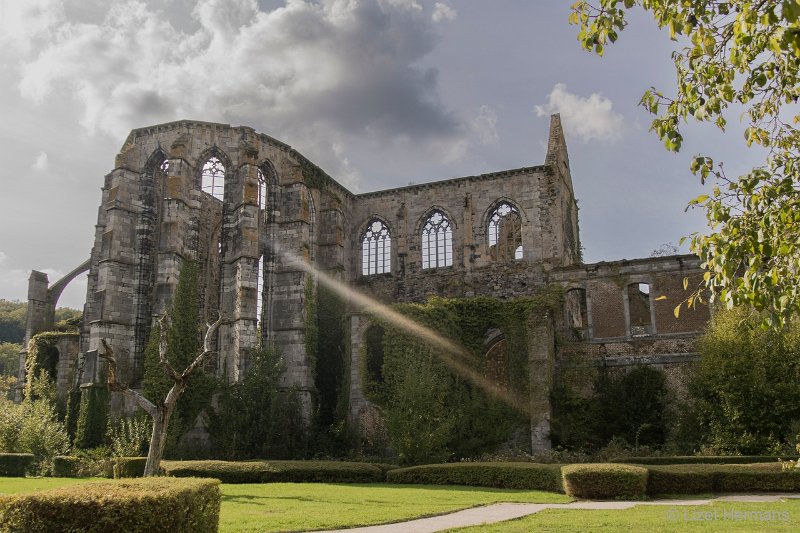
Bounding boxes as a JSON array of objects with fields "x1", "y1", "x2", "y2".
[
  {"x1": 0, "y1": 477, "x2": 570, "y2": 532},
  {"x1": 449, "y1": 500, "x2": 800, "y2": 532}
]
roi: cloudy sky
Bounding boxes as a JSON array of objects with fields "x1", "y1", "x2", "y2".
[{"x1": 0, "y1": 0, "x2": 763, "y2": 309}]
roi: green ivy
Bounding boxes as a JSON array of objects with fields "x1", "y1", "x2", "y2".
[
  {"x1": 141, "y1": 261, "x2": 215, "y2": 458},
  {"x1": 362, "y1": 291, "x2": 561, "y2": 463},
  {"x1": 25, "y1": 331, "x2": 79, "y2": 400},
  {"x1": 73, "y1": 384, "x2": 109, "y2": 449}
]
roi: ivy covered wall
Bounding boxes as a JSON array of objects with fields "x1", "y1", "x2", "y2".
[{"x1": 352, "y1": 291, "x2": 561, "y2": 464}]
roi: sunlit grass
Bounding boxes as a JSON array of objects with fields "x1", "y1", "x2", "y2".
[
  {"x1": 0, "y1": 477, "x2": 570, "y2": 532},
  {"x1": 219, "y1": 483, "x2": 569, "y2": 532},
  {"x1": 449, "y1": 500, "x2": 800, "y2": 532}
]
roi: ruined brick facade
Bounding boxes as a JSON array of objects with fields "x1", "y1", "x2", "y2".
[{"x1": 19, "y1": 115, "x2": 709, "y2": 453}]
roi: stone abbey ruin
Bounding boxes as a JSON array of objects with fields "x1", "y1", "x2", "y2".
[{"x1": 18, "y1": 115, "x2": 710, "y2": 454}]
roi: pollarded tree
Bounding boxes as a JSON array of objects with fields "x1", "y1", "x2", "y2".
[
  {"x1": 99, "y1": 313, "x2": 225, "y2": 476},
  {"x1": 571, "y1": 1, "x2": 800, "y2": 327}
]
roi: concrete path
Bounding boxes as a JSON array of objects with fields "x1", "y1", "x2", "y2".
[{"x1": 318, "y1": 494, "x2": 800, "y2": 533}]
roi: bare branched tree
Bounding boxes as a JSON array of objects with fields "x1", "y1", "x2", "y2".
[{"x1": 99, "y1": 313, "x2": 226, "y2": 476}]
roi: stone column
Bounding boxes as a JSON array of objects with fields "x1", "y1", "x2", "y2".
[{"x1": 528, "y1": 311, "x2": 555, "y2": 453}]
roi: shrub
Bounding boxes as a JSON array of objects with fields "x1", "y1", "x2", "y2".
[
  {"x1": 52, "y1": 456, "x2": 82, "y2": 478},
  {"x1": 113, "y1": 457, "x2": 148, "y2": 478},
  {"x1": 107, "y1": 414, "x2": 151, "y2": 458},
  {"x1": 0, "y1": 454, "x2": 34, "y2": 477},
  {"x1": 386, "y1": 463, "x2": 563, "y2": 492},
  {"x1": 611, "y1": 455, "x2": 800, "y2": 465},
  {"x1": 645, "y1": 463, "x2": 800, "y2": 494},
  {"x1": 691, "y1": 307, "x2": 800, "y2": 454},
  {"x1": 162, "y1": 460, "x2": 384, "y2": 484},
  {"x1": 0, "y1": 377, "x2": 70, "y2": 475},
  {"x1": 561, "y1": 463, "x2": 648, "y2": 499},
  {"x1": 0, "y1": 477, "x2": 220, "y2": 533}
]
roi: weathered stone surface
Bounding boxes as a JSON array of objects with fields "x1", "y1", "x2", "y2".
[{"x1": 21, "y1": 116, "x2": 710, "y2": 452}]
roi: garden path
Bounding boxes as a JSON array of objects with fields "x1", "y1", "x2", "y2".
[{"x1": 318, "y1": 494, "x2": 800, "y2": 533}]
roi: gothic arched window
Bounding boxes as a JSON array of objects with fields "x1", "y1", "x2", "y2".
[
  {"x1": 421, "y1": 210, "x2": 452, "y2": 269},
  {"x1": 257, "y1": 168, "x2": 267, "y2": 211},
  {"x1": 201, "y1": 156, "x2": 225, "y2": 201},
  {"x1": 488, "y1": 201, "x2": 522, "y2": 261},
  {"x1": 361, "y1": 219, "x2": 391, "y2": 275}
]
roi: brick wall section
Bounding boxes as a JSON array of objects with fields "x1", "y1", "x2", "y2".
[
  {"x1": 653, "y1": 271, "x2": 710, "y2": 334},
  {"x1": 586, "y1": 280, "x2": 627, "y2": 338}
]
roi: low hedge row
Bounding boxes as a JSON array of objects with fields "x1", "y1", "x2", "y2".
[
  {"x1": 0, "y1": 477, "x2": 220, "y2": 533},
  {"x1": 52, "y1": 456, "x2": 82, "y2": 478},
  {"x1": 612, "y1": 455, "x2": 800, "y2": 465},
  {"x1": 161, "y1": 460, "x2": 385, "y2": 484},
  {"x1": 113, "y1": 457, "x2": 148, "y2": 478},
  {"x1": 646, "y1": 463, "x2": 800, "y2": 494},
  {"x1": 386, "y1": 463, "x2": 564, "y2": 492},
  {"x1": 562, "y1": 463, "x2": 648, "y2": 499},
  {"x1": 0, "y1": 454, "x2": 34, "y2": 477}
]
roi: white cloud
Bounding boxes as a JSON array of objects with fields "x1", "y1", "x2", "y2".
[
  {"x1": 534, "y1": 83, "x2": 624, "y2": 143},
  {"x1": 431, "y1": 2, "x2": 456, "y2": 22},
  {"x1": 471, "y1": 105, "x2": 498, "y2": 144},
  {"x1": 0, "y1": 251, "x2": 6, "y2": 264},
  {"x1": 32, "y1": 152, "x2": 48, "y2": 171},
  {"x1": 7, "y1": 0, "x2": 461, "y2": 177}
]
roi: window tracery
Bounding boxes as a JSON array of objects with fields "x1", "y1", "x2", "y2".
[
  {"x1": 201, "y1": 156, "x2": 225, "y2": 201},
  {"x1": 421, "y1": 210, "x2": 453, "y2": 269},
  {"x1": 488, "y1": 202, "x2": 522, "y2": 261},
  {"x1": 362, "y1": 220, "x2": 391, "y2": 275}
]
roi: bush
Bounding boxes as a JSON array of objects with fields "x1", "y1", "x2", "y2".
[
  {"x1": 161, "y1": 460, "x2": 384, "y2": 484},
  {"x1": 0, "y1": 454, "x2": 34, "y2": 477},
  {"x1": 612, "y1": 455, "x2": 800, "y2": 465},
  {"x1": 107, "y1": 414, "x2": 151, "y2": 458},
  {"x1": 691, "y1": 307, "x2": 800, "y2": 454},
  {"x1": 561, "y1": 463, "x2": 648, "y2": 499},
  {"x1": 386, "y1": 462, "x2": 563, "y2": 492},
  {"x1": 113, "y1": 457, "x2": 148, "y2": 478},
  {"x1": 646, "y1": 463, "x2": 800, "y2": 494},
  {"x1": 0, "y1": 378, "x2": 70, "y2": 475},
  {"x1": 0, "y1": 477, "x2": 220, "y2": 533},
  {"x1": 52, "y1": 456, "x2": 82, "y2": 478}
]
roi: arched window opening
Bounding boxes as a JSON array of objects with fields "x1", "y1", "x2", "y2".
[
  {"x1": 484, "y1": 330, "x2": 508, "y2": 392},
  {"x1": 257, "y1": 168, "x2": 267, "y2": 212},
  {"x1": 564, "y1": 288, "x2": 588, "y2": 340},
  {"x1": 421, "y1": 210, "x2": 452, "y2": 269},
  {"x1": 361, "y1": 220, "x2": 391, "y2": 275},
  {"x1": 160, "y1": 159, "x2": 170, "y2": 174},
  {"x1": 201, "y1": 156, "x2": 225, "y2": 201},
  {"x1": 365, "y1": 325, "x2": 385, "y2": 389},
  {"x1": 488, "y1": 202, "x2": 522, "y2": 261},
  {"x1": 628, "y1": 282, "x2": 653, "y2": 336},
  {"x1": 256, "y1": 255, "x2": 265, "y2": 344},
  {"x1": 306, "y1": 189, "x2": 316, "y2": 263}
]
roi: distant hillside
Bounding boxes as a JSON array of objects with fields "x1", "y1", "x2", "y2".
[{"x1": 0, "y1": 300, "x2": 81, "y2": 344}]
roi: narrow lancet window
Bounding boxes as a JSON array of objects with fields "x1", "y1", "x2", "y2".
[
  {"x1": 421, "y1": 211, "x2": 452, "y2": 269},
  {"x1": 201, "y1": 156, "x2": 225, "y2": 201},
  {"x1": 488, "y1": 202, "x2": 522, "y2": 261},
  {"x1": 361, "y1": 220, "x2": 391, "y2": 275}
]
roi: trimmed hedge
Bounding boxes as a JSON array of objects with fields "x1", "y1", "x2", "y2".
[
  {"x1": 0, "y1": 477, "x2": 220, "y2": 533},
  {"x1": 562, "y1": 463, "x2": 648, "y2": 500},
  {"x1": 161, "y1": 460, "x2": 384, "y2": 484},
  {"x1": 386, "y1": 463, "x2": 563, "y2": 492},
  {"x1": 0, "y1": 454, "x2": 34, "y2": 477},
  {"x1": 646, "y1": 463, "x2": 800, "y2": 494},
  {"x1": 612, "y1": 455, "x2": 800, "y2": 465},
  {"x1": 113, "y1": 457, "x2": 148, "y2": 478},
  {"x1": 52, "y1": 456, "x2": 82, "y2": 478}
]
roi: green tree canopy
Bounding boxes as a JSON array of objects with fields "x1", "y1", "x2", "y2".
[
  {"x1": 691, "y1": 306, "x2": 800, "y2": 454},
  {"x1": 571, "y1": 0, "x2": 800, "y2": 327}
]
